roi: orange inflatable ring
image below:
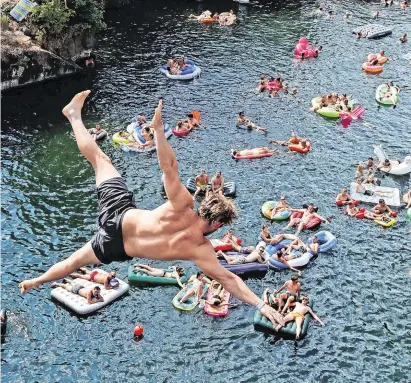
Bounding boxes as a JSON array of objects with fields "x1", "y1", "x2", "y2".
[
  {"x1": 367, "y1": 54, "x2": 388, "y2": 65},
  {"x1": 201, "y1": 17, "x2": 214, "y2": 23},
  {"x1": 362, "y1": 62, "x2": 383, "y2": 73},
  {"x1": 288, "y1": 140, "x2": 311, "y2": 153},
  {"x1": 288, "y1": 136, "x2": 302, "y2": 144}
]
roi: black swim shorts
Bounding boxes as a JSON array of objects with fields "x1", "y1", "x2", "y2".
[{"x1": 91, "y1": 177, "x2": 136, "y2": 264}]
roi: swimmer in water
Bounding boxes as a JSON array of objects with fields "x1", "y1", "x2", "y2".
[
  {"x1": 237, "y1": 112, "x2": 268, "y2": 132},
  {"x1": 399, "y1": 33, "x2": 408, "y2": 43},
  {"x1": 400, "y1": 1, "x2": 408, "y2": 9},
  {"x1": 327, "y1": 10, "x2": 335, "y2": 19}
]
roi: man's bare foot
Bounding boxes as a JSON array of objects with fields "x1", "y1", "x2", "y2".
[
  {"x1": 50, "y1": 282, "x2": 57, "y2": 288},
  {"x1": 19, "y1": 279, "x2": 39, "y2": 294},
  {"x1": 62, "y1": 90, "x2": 91, "y2": 121}
]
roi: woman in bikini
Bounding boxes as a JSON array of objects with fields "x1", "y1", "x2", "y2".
[{"x1": 133, "y1": 264, "x2": 185, "y2": 287}]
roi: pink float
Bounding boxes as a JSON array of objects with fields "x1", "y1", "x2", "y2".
[{"x1": 294, "y1": 37, "x2": 319, "y2": 58}]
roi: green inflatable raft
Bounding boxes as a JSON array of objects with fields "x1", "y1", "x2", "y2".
[
  {"x1": 128, "y1": 266, "x2": 187, "y2": 286},
  {"x1": 253, "y1": 293, "x2": 314, "y2": 338},
  {"x1": 375, "y1": 84, "x2": 399, "y2": 105},
  {"x1": 172, "y1": 282, "x2": 209, "y2": 311},
  {"x1": 311, "y1": 97, "x2": 354, "y2": 118}
]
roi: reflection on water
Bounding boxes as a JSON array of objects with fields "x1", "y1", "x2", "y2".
[{"x1": 1, "y1": 0, "x2": 410, "y2": 381}]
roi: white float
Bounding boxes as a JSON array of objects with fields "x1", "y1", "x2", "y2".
[{"x1": 374, "y1": 144, "x2": 411, "y2": 175}]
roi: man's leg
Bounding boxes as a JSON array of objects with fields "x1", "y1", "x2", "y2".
[
  {"x1": 19, "y1": 242, "x2": 101, "y2": 294},
  {"x1": 180, "y1": 289, "x2": 195, "y2": 303},
  {"x1": 281, "y1": 296, "x2": 295, "y2": 314},
  {"x1": 50, "y1": 282, "x2": 70, "y2": 291},
  {"x1": 295, "y1": 222, "x2": 304, "y2": 235},
  {"x1": 295, "y1": 317, "x2": 304, "y2": 339},
  {"x1": 62, "y1": 91, "x2": 120, "y2": 186},
  {"x1": 193, "y1": 186, "x2": 202, "y2": 200},
  {"x1": 69, "y1": 273, "x2": 90, "y2": 281}
]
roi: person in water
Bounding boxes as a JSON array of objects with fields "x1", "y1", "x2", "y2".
[
  {"x1": 285, "y1": 205, "x2": 330, "y2": 235},
  {"x1": 88, "y1": 124, "x2": 106, "y2": 141},
  {"x1": 399, "y1": 33, "x2": 408, "y2": 43},
  {"x1": 19, "y1": 92, "x2": 282, "y2": 328},
  {"x1": 51, "y1": 279, "x2": 104, "y2": 304},
  {"x1": 217, "y1": 242, "x2": 268, "y2": 265},
  {"x1": 276, "y1": 296, "x2": 324, "y2": 339},
  {"x1": 346, "y1": 201, "x2": 376, "y2": 220},
  {"x1": 335, "y1": 188, "x2": 355, "y2": 205},
  {"x1": 133, "y1": 264, "x2": 185, "y2": 288},
  {"x1": 186, "y1": 113, "x2": 199, "y2": 130},
  {"x1": 237, "y1": 112, "x2": 268, "y2": 132},
  {"x1": 377, "y1": 159, "x2": 392, "y2": 173},
  {"x1": 220, "y1": 229, "x2": 254, "y2": 253},
  {"x1": 179, "y1": 271, "x2": 211, "y2": 303},
  {"x1": 270, "y1": 196, "x2": 292, "y2": 219},
  {"x1": 193, "y1": 169, "x2": 209, "y2": 200},
  {"x1": 365, "y1": 157, "x2": 375, "y2": 173},
  {"x1": 211, "y1": 171, "x2": 225, "y2": 195},
  {"x1": 273, "y1": 275, "x2": 301, "y2": 313},
  {"x1": 69, "y1": 268, "x2": 119, "y2": 289},
  {"x1": 175, "y1": 120, "x2": 191, "y2": 133},
  {"x1": 400, "y1": 1, "x2": 408, "y2": 9}
]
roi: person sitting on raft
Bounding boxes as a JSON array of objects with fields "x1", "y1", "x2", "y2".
[
  {"x1": 355, "y1": 162, "x2": 366, "y2": 180},
  {"x1": 276, "y1": 296, "x2": 324, "y2": 339},
  {"x1": 174, "y1": 120, "x2": 191, "y2": 133},
  {"x1": 88, "y1": 124, "x2": 107, "y2": 141},
  {"x1": 134, "y1": 113, "x2": 147, "y2": 128},
  {"x1": 365, "y1": 157, "x2": 375, "y2": 173},
  {"x1": 237, "y1": 112, "x2": 268, "y2": 132},
  {"x1": 285, "y1": 204, "x2": 330, "y2": 235},
  {"x1": 188, "y1": 10, "x2": 212, "y2": 21},
  {"x1": 354, "y1": 178, "x2": 393, "y2": 197},
  {"x1": 283, "y1": 235, "x2": 319, "y2": 259},
  {"x1": 193, "y1": 169, "x2": 209, "y2": 200},
  {"x1": 335, "y1": 188, "x2": 355, "y2": 205},
  {"x1": 231, "y1": 147, "x2": 276, "y2": 158},
  {"x1": 263, "y1": 287, "x2": 282, "y2": 308},
  {"x1": 270, "y1": 196, "x2": 292, "y2": 219},
  {"x1": 124, "y1": 133, "x2": 155, "y2": 150},
  {"x1": 271, "y1": 248, "x2": 302, "y2": 275},
  {"x1": 216, "y1": 242, "x2": 268, "y2": 265},
  {"x1": 186, "y1": 113, "x2": 199, "y2": 130},
  {"x1": 51, "y1": 279, "x2": 104, "y2": 304},
  {"x1": 70, "y1": 267, "x2": 119, "y2": 289},
  {"x1": 273, "y1": 274, "x2": 301, "y2": 314},
  {"x1": 133, "y1": 264, "x2": 185, "y2": 288},
  {"x1": 373, "y1": 199, "x2": 393, "y2": 216},
  {"x1": 346, "y1": 202, "x2": 376, "y2": 220},
  {"x1": 220, "y1": 229, "x2": 254, "y2": 253},
  {"x1": 179, "y1": 271, "x2": 211, "y2": 303},
  {"x1": 211, "y1": 170, "x2": 224, "y2": 195},
  {"x1": 377, "y1": 159, "x2": 392, "y2": 173},
  {"x1": 259, "y1": 226, "x2": 299, "y2": 246},
  {"x1": 202, "y1": 280, "x2": 238, "y2": 308}
]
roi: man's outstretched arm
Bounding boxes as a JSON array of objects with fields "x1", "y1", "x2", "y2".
[
  {"x1": 194, "y1": 243, "x2": 285, "y2": 327},
  {"x1": 151, "y1": 100, "x2": 192, "y2": 209}
]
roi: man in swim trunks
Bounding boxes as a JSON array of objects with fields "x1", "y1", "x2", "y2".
[
  {"x1": 276, "y1": 296, "x2": 324, "y2": 339},
  {"x1": 221, "y1": 229, "x2": 254, "y2": 253},
  {"x1": 237, "y1": 112, "x2": 267, "y2": 132},
  {"x1": 285, "y1": 205, "x2": 330, "y2": 235},
  {"x1": 273, "y1": 275, "x2": 301, "y2": 313},
  {"x1": 335, "y1": 188, "x2": 354, "y2": 205},
  {"x1": 211, "y1": 171, "x2": 225, "y2": 195},
  {"x1": 70, "y1": 267, "x2": 119, "y2": 289},
  {"x1": 271, "y1": 248, "x2": 302, "y2": 275},
  {"x1": 346, "y1": 201, "x2": 376, "y2": 220},
  {"x1": 133, "y1": 264, "x2": 185, "y2": 288},
  {"x1": 180, "y1": 271, "x2": 211, "y2": 303},
  {"x1": 373, "y1": 199, "x2": 393, "y2": 216},
  {"x1": 193, "y1": 169, "x2": 209, "y2": 200},
  {"x1": 284, "y1": 235, "x2": 319, "y2": 259},
  {"x1": 51, "y1": 279, "x2": 104, "y2": 304},
  {"x1": 216, "y1": 242, "x2": 268, "y2": 265},
  {"x1": 19, "y1": 91, "x2": 282, "y2": 328}
]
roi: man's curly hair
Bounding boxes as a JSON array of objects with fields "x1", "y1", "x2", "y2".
[{"x1": 197, "y1": 192, "x2": 238, "y2": 226}]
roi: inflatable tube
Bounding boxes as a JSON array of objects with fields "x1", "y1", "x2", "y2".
[
  {"x1": 50, "y1": 269, "x2": 130, "y2": 315},
  {"x1": 253, "y1": 293, "x2": 314, "y2": 338},
  {"x1": 204, "y1": 288, "x2": 230, "y2": 317},
  {"x1": 219, "y1": 252, "x2": 269, "y2": 274},
  {"x1": 367, "y1": 53, "x2": 388, "y2": 64},
  {"x1": 312, "y1": 97, "x2": 354, "y2": 118},
  {"x1": 373, "y1": 145, "x2": 411, "y2": 175},
  {"x1": 185, "y1": 177, "x2": 236, "y2": 197},
  {"x1": 127, "y1": 265, "x2": 187, "y2": 286},
  {"x1": 374, "y1": 217, "x2": 396, "y2": 227},
  {"x1": 266, "y1": 239, "x2": 313, "y2": 269},
  {"x1": 172, "y1": 127, "x2": 191, "y2": 137},
  {"x1": 294, "y1": 39, "x2": 318, "y2": 58},
  {"x1": 288, "y1": 140, "x2": 311, "y2": 153},
  {"x1": 349, "y1": 182, "x2": 401, "y2": 207},
  {"x1": 160, "y1": 60, "x2": 201, "y2": 80},
  {"x1": 172, "y1": 282, "x2": 209, "y2": 311},
  {"x1": 375, "y1": 84, "x2": 400, "y2": 105},
  {"x1": 232, "y1": 150, "x2": 273, "y2": 160},
  {"x1": 264, "y1": 82, "x2": 281, "y2": 91},
  {"x1": 120, "y1": 124, "x2": 172, "y2": 153},
  {"x1": 261, "y1": 201, "x2": 291, "y2": 221},
  {"x1": 210, "y1": 236, "x2": 242, "y2": 251},
  {"x1": 88, "y1": 129, "x2": 107, "y2": 141},
  {"x1": 0, "y1": 309, "x2": 7, "y2": 337},
  {"x1": 290, "y1": 211, "x2": 321, "y2": 230},
  {"x1": 307, "y1": 231, "x2": 337, "y2": 253},
  {"x1": 362, "y1": 62, "x2": 383, "y2": 74}
]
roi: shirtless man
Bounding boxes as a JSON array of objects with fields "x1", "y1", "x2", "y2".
[
  {"x1": 70, "y1": 267, "x2": 119, "y2": 289},
  {"x1": 377, "y1": 159, "x2": 392, "y2": 173},
  {"x1": 335, "y1": 188, "x2": 354, "y2": 205},
  {"x1": 193, "y1": 169, "x2": 209, "y2": 200},
  {"x1": 271, "y1": 248, "x2": 302, "y2": 275},
  {"x1": 365, "y1": 157, "x2": 375, "y2": 173},
  {"x1": 285, "y1": 205, "x2": 330, "y2": 235},
  {"x1": 232, "y1": 148, "x2": 276, "y2": 158},
  {"x1": 270, "y1": 196, "x2": 291, "y2": 219},
  {"x1": 221, "y1": 229, "x2": 254, "y2": 253},
  {"x1": 19, "y1": 91, "x2": 281, "y2": 328},
  {"x1": 217, "y1": 242, "x2": 267, "y2": 265},
  {"x1": 346, "y1": 202, "x2": 376, "y2": 220},
  {"x1": 51, "y1": 280, "x2": 104, "y2": 305},
  {"x1": 373, "y1": 199, "x2": 392, "y2": 216},
  {"x1": 211, "y1": 171, "x2": 225, "y2": 194},
  {"x1": 186, "y1": 113, "x2": 199, "y2": 130},
  {"x1": 237, "y1": 112, "x2": 267, "y2": 132},
  {"x1": 284, "y1": 235, "x2": 319, "y2": 259},
  {"x1": 273, "y1": 275, "x2": 301, "y2": 313},
  {"x1": 276, "y1": 296, "x2": 324, "y2": 339},
  {"x1": 88, "y1": 124, "x2": 106, "y2": 141},
  {"x1": 133, "y1": 264, "x2": 185, "y2": 288}
]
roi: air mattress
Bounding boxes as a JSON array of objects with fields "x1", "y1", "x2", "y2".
[
  {"x1": 349, "y1": 182, "x2": 401, "y2": 207},
  {"x1": 204, "y1": 288, "x2": 231, "y2": 317},
  {"x1": 50, "y1": 270, "x2": 129, "y2": 315},
  {"x1": 210, "y1": 236, "x2": 242, "y2": 251},
  {"x1": 352, "y1": 24, "x2": 392, "y2": 39},
  {"x1": 219, "y1": 251, "x2": 269, "y2": 274},
  {"x1": 172, "y1": 282, "x2": 209, "y2": 311},
  {"x1": 127, "y1": 265, "x2": 187, "y2": 286}
]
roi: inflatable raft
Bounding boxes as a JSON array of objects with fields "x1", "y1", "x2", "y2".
[
  {"x1": 374, "y1": 145, "x2": 411, "y2": 176},
  {"x1": 185, "y1": 177, "x2": 236, "y2": 197},
  {"x1": 290, "y1": 211, "x2": 321, "y2": 230},
  {"x1": 375, "y1": 84, "x2": 400, "y2": 105},
  {"x1": 218, "y1": 251, "x2": 269, "y2": 275},
  {"x1": 172, "y1": 282, "x2": 209, "y2": 311},
  {"x1": 374, "y1": 217, "x2": 397, "y2": 227},
  {"x1": 127, "y1": 265, "x2": 187, "y2": 286},
  {"x1": 253, "y1": 294, "x2": 314, "y2": 338},
  {"x1": 349, "y1": 182, "x2": 401, "y2": 207},
  {"x1": 232, "y1": 150, "x2": 273, "y2": 160},
  {"x1": 352, "y1": 24, "x2": 392, "y2": 39},
  {"x1": 204, "y1": 287, "x2": 231, "y2": 317},
  {"x1": 312, "y1": 97, "x2": 354, "y2": 118},
  {"x1": 261, "y1": 201, "x2": 291, "y2": 221},
  {"x1": 50, "y1": 270, "x2": 129, "y2": 315},
  {"x1": 160, "y1": 59, "x2": 201, "y2": 80}
]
